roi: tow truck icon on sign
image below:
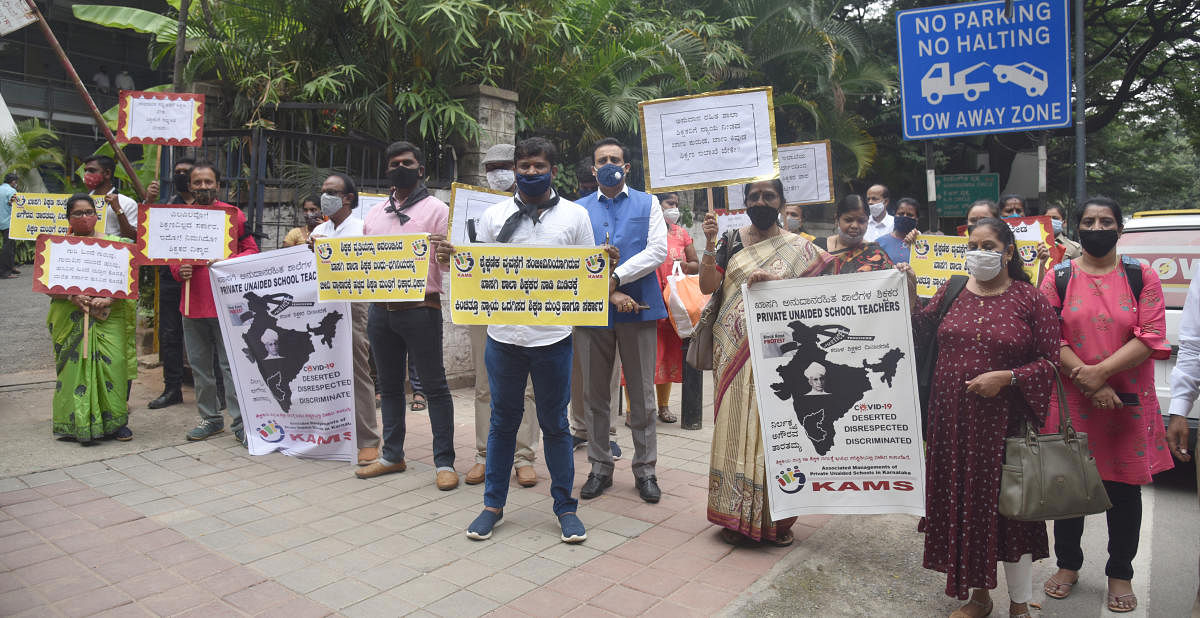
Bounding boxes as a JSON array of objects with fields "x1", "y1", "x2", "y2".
[
  {"x1": 993, "y1": 62, "x2": 1049, "y2": 96},
  {"x1": 921, "y1": 62, "x2": 990, "y2": 104}
]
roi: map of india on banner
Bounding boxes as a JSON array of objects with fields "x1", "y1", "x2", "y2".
[
  {"x1": 209, "y1": 246, "x2": 355, "y2": 461},
  {"x1": 743, "y1": 270, "x2": 926, "y2": 519}
]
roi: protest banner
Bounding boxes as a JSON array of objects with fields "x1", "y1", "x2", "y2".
[
  {"x1": 8, "y1": 193, "x2": 107, "y2": 241},
  {"x1": 449, "y1": 244, "x2": 610, "y2": 326},
  {"x1": 115, "y1": 90, "x2": 205, "y2": 147},
  {"x1": 210, "y1": 246, "x2": 355, "y2": 461},
  {"x1": 134, "y1": 204, "x2": 237, "y2": 265},
  {"x1": 639, "y1": 87, "x2": 778, "y2": 193},
  {"x1": 744, "y1": 270, "x2": 926, "y2": 519},
  {"x1": 910, "y1": 234, "x2": 1043, "y2": 297},
  {"x1": 32, "y1": 234, "x2": 138, "y2": 299},
  {"x1": 314, "y1": 234, "x2": 431, "y2": 302},
  {"x1": 726, "y1": 140, "x2": 834, "y2": 209},
  {"x1": 0, "y1": 0, "x2": 36, "y2": 36},
  {"x1": 447, "y1": 182, "x2": 511, "y2": 246},
  {"x1": 713, "y1": 209, "x2": 751, "y2": 237}
]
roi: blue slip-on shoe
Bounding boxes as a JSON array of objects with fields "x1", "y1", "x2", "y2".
[
  {"x1": 610, "y1": 440, "x2": 622, "y2": 459},
  {"x1": 558, "y1": 512, "x2": 587, "y2": 543},
  {"x1": 466, "y1": 509, "x2": 503, "y2": 541}
]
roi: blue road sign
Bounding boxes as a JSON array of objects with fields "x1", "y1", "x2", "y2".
[{"x1": 896, "y1": 0, "x2": 1071, "y2": 140}]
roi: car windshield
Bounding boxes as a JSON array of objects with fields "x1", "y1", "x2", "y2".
[{"x1": 1118, "y1": 227, "x2": 1200, "y2": 309}]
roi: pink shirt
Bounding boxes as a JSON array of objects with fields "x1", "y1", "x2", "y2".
[{"x1": 363, "y1": 193, "x2": 447, "y2": 294}]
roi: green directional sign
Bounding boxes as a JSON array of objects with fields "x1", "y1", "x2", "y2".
[{"x1": 935, "y1": 173, "x2": 999, "y2": 217}]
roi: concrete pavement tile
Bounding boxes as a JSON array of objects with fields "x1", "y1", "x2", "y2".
[
  {"x1": 563, "y1": 604, "x2": 622, "y2": 617},
  {"x1": 715, "y1": 545, "x2": 783, "y2": 574},
  {"x1": 318, "y1": 548, "x2": 388, "y2": 577},
  {"x1": 31, "y1": 571, "x2": 107, "y2": 601},
  {"x1": 176, "y1": 441, "x2": 220, "y2": 455},
  {"x1": 400, "y1": 520, "x2": 459, "y2": 543},
  {"x1": 193, "y1": 495, "x2": 251, "y2": 517},
  {"x1": 119, "y1": 465, "x2": 187, "y2": 487},
  {"x1": 274, "y1": 564, "x2": 343, "y2": 594},
  {"x1": 103, "y1": 454, "x2": 151, "y2": 470},
  {"x1": 258, "y1": 495, "x2": 306, "y2": 515},
  {"x1": 587, "y1": 583, "x2": 659, "y2": 616},
  {"x1": 223, "y1": 580, "x2": 298, "y2": 614},
  {"x1": 221, "y1": 540, "x2": 284, "y2": 564},
  {"x1": 218, "y1": 505, "x2": 273, "y2": 527},
  {"x1": 105, "y1": 517, "x2": 162, "y2": 541},
  {"x1": 67, "y1": 500, "x2": 142, "y2": 528},
  {"x1": 649, "y1": 549, "x2": 715, "y2": 579},
  {"x1": 429, "y1": 558, "x2": 496, "y2": 587},
  {"x1": 692, "y1": 561, "x2": 764, "y2": 593},
  {"x1": 501, "y1": 507, "x2": 555, "y2": 530},
  {"x1": 77, "y1": 471, "x2": 129, "y2": 488},
  {"x1": 15, "y1": 554, "x2": 89, "y2": 581},
  {"x1": 85, "y1": 602, "x2": 155, "y2": 617},
  {"x1": 578, "y1": 553, "x2": 642, "y2": 581},
  {"x1": 385, "y1": 574, "x2": 457, "y2": 607},
  {"x1": 0, "y1": 572, "x2": 22, "y2": 594},
  {"x1": 51, "y1": 586, "x2": 132, "y2": 617},
  {"x1": 198, "y1": 527, "x2": 255, "y2": 550},
  {"x1": 200, "y1": 564, "x2": 267, "y2": 597},
  {"x1": 546, "y1": 570, "x2": 618, "y2": 603},
  {"x1": 116, "y1": 569, "x2": 188, "y2": 598},
  {"x1": 635, "y1": 525, "x2": 693, "y2": 548},
  {"x1": 1, "y1": 539, "x2": 64, "y2": 569},
  {"x1": 0, "y1": 518, "x2": 21, "y2": 536},
  {"x1": 0, "y1": 478, "x2": 28, "y2": 493},
  {"x1": 431, "y1": 531, "x2": 489, "y2": 558},
  {"x1": 607, "y1": 539, "x2": 670, "y2": 565},
  {"x1": 309, "y1": 514, "x2": 357, "y2": 535},
  {"x1": 338, "y1": 503, "x2": 395, "y2": 525},
  {"x1": 485, "y1": 605, "x2": 528, "y2": 618},
  {"x1": 308, "y1": 578, "x2": 377, "y2": 610},
  {"x1": 4, "y1": 496, "x2": 58, "y2": 517},
  {"x1": 173, "y1": 486, "x2": 225, "y2": 506},
  {"x1": 658, "y1": 510, "x2": 712, "y2": 535},
  {"x1": 140, "y1": 446, "x2": 186, "y2": 462},
  {"x1": 622, "y1": 566, "x2": 687, "y2": 597},
  {"x1": 252, "y1": 595, "x2": 334, "y2": 618},
  {"x1": 17, "y1": 505, "x2": 79, "y2": 529},
  {"x1": 50, "y1": 488, "x2": 106, "y2": 507},
  {"x1": 18, "y1": 469, "x2": 71, "y2": 487},
  {"x1": 355, "y1": 562, "x2": 421, "y2": 591},
  {"x1": 466, "y1": 572, "x2": 537, "y2": 605},
  {"x1": 503, "y1": 555, "x2": 571, "y2": 586},
  {"x1": 374, "y1": 512, "x2": 426, "y2": 533},
  {"x1": 131, "y1": 497, "x2": 189, "y2": 517},
  {"x1": 214, "y1": 479, "x2": 259, "y2": 496},
  {"x1": 574, "y1": 529, "x2": 627, "y2": 553},
  {"x1": 236, "y1": 486, "x2": 287, "y2": 503},
  {"x1": 331, "y1": 524, "x2": 392, "y2": 548},
  {"x1": 171, "y1": 600, "x2": 245, "y2": 618},
  {"x1": 0, "y1": 587, "x2": 41, "y2": 615},
  {"x1": 666, "y1": 581, "x2": 739, "y2": 613},
  {"x1": 641, "y1": 599, "x2": 706, "y2": 618},
  {"x1": 264, "y1": 526, "x2": 324, "y2": 550},
  {"x1": 88, "y1": 553, "x2": 160, "y2": 582},
  {"x1": 123, "y1": 527, "x2": 187, "y2": 553},
  {"x1": 172, "y1": 551, "x2": 239, "y2": 580},
  {"x1": 537, "y1": 538, "x2": 606, "y2": 568},
  {"x1": 467, "y1": 543, "x2": 530, "y2": 570},
  {"x1": 0, "y1": 488, "x2": 42, "y2": 506},
  {"x1": 235, "y1": 518, "x2": 281, "y2": 539},
  {"x1": 281, "y1": 506, "x2": 336, "y2": 526},
  {"x1": 147, "y1": 539, "x2": 211, "y2": 566},
  {"x1": 378, "y1": 491, "x2": 431, "y2": 512},
  {"x1": 401, "y1": 545, "x2": 459, "y2": 573},
  {"x1": 341, "y1": 592, "x2": 417, "y2": 618},
  {"x1": 594, "y1": 514, "x2": 653, "y2": 538},
  {"x1": 247, "y1": 552, "x2": 310, "y2": 578},
  {"x1": 112, "y1": 487, "x2": 169, "y2": 507},
  {"x1": 506, "y1": 587, "x2": 582, "y2": 618},
  {"x1": 425, "y1": 589, "x2": 498, "y2": 618},
  {"x1": 294, "y1": 537, "x2": 354, "y2": 562}
]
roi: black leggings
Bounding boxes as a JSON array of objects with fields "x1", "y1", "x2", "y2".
[{"x1": 1053, "y1": 480, "x2": 1142, "y2": 580}]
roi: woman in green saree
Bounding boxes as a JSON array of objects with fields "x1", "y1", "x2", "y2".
[
  {"x1": 699, "y1": 179, "x2": 833, "y2": 546},
  {"x1": 49, "y1": 194, "x2": 136, "y2": 443}
]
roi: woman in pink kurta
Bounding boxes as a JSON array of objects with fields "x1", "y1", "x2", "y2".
[{"x1": 1038, "y1": 197, "x2": 1172, "y2": 614}]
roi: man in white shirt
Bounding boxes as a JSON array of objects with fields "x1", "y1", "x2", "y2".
[
  {"x1": 435, "y1": 137, "x2": 609, "y2": 544},
  {"x1": 1166, "y1": 275, "x2": 1200, "y2": 614},
  {"x1": 864, "y1": 183, "x2": 893, "y2": 243},
  {"x1": 81, "y1": 155, "x2": 137, "y2": 240},
  {"x1": 114, "y1": 69, "x2": 135, "y2": 92},
  {"x1": 308, "y1": 173, "x2": 383, "y2": 467},
  {"x1": 92, "y1": 66, "x2": 111, "y2": 94}
]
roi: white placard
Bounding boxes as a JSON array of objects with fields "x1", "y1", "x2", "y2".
[
  {"x1": 726, "y1": 140, "x2": 834, "y2": 209},
  {"x1": 47, "y1": 241, "x2": 134, "y2": 296},
  {"x1": 350, "y1": 193, "x2": 389, "y2": 224},
  {"x1": 640, "y1": 87, "x2": 778, "y2": 192},
  {"x1": 714, "y1": 209, "x2": 750, "y2": 237},
  {"x1": 0, "y1": 0, "x2": 36, "y2": 36},
  {"x1": 744, "y1": 270, "x2": 926, "y2": 519},
  {"x1": 448, "y1": 183, "x2": 510, "y2": 246},
  {"x1": 210, "y1": 246, "x2": 356, "y2": 461},
  {"x1": 126, "y1": 97, "x2": 200, "y2": 143},
  {"x1": 145, "y1": 207, "x2": 229, "y2": 261}
]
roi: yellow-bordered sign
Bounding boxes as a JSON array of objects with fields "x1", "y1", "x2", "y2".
[
  {"x1": 449, "y1": 244, "x2": 610, "y2": 326},
  {"x1": 9, "y1": 193, "x2": 108, "y2": 241},
  {"x1": 910, "y1": 234, "x2": 1042, "y2": 297},
  {"x1": 314, "y1": 234, "x2": 431, "y2": 302}
]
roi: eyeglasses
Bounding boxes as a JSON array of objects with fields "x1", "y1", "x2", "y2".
[{"x1": 68, "y1": 210, "x2": 97, "y2": 218}]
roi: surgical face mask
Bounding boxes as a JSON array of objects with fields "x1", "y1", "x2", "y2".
[
  {"x1": 1078, "y1": 228, "x2": 1120, "y2": 257},
  {"x1": 1051, "y1": 218, "x2": 1064, "y2": 235},
  {"x1": 320, "y1": 193, "x2": 344, "y2": 216},
  {"x1": 485, "y1": 169, "x2": 515, "y2": 191},
  {"x1": 892, "y1": 214, "x2": 918, "y2": 236},
  {"x1": 747, "y1": 205, "x2": 777, "y2": 231},
  {"x1": 964, "y1": 249, "x2": 1004, "y2": 281},
  {"x1": 780, "y1": 215, "x2": 803, "y2": 233},
  {"x1": 192, "y1": 188, "x2": 216, "y2": 205},
  {"x1": 83, "y1": 172, "x2": 104, "y2": 191},
  {"x1": 516, "y1": 172, "x2": 553, "y2": 197},
  {"x1": 869, "y1": 201, "x2": 886, "y2": 219},
  {"x1": 173, "y1": 171, "x2": 191, "y2": 194},
  {"x1": 387, "y1": 165, "x2": 420, "y2": 190},
  {"x1": 663, "y1": 208, "x2": 680, "y2": 225},
  {"x1": 595, "y1": 163, "x2": 625, "y2": 188}
]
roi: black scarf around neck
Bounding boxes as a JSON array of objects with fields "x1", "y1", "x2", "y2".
[{"x1": 384, "y1": 183, "x2": 430, "y2": 224}]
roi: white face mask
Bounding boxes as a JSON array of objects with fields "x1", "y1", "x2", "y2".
[
  {"x1": 964, "y1": 249, "x2": 1004, "y2": 281},
  {"x1": 869, "y1": 201, "x2": 886, "y2": 219},
  {"x1": 319, "y1": 193, "x2": 343, "y2": 217},
  {"x1": 1051, "y1": 218, "x2": 1064, "y2": 235},
  {"x1": 663, "y1": 208, "x2": 680, "y2": 225},
  {"x1": 486, "y1": 169, "x2": 516, "y2": 191}
]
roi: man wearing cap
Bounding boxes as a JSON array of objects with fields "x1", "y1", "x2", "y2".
[{"x1": 463, "y1": 143, "x2": 540, "y2": 488}]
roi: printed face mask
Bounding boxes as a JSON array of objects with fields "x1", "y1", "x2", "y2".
[
  {"x1": 320, "y1": 193, "x2": 344, "y2": 216},
  {"x1": 869, "y1": 202, "x2": 886, "y2": 219},
  {"x1": 192, "y1": 188, "x2": 216, "y2": 205},
  {"x1": 964, "y1": 249, "x2": 1004, "y2": 281},
  {"x1": 595, "y1": 163, "x2": 625, "y2": 188},
  {"x1": 83, "y1": 172, "x2": 104, "y2": 191},
  {"x1": 486, "y1": 169, "x2": 516, "y2": 191}
]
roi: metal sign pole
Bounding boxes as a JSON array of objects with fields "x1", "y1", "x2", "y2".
[{"x1": 1072, "y1": 0, "x2": 1086, "y2": 222}]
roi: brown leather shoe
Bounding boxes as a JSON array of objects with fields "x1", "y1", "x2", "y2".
[
  {"x1": 355, "y1": 460, "x2": 406, "y2": 479},
  {"x1": 465, "y1": 463, "x2": 486, "y2": 485},
  {"x1": 515, "y1": 465, "x2": 537, "y2": 487},
  {"x1": 357, "y1": 447, "x2": 379, "y2": 466},
  {"x1": 436, "y1": 469, "x2": 459, "y2": 491}
]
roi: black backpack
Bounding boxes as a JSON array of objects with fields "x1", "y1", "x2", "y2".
[
  {"x1": 1053, "y1": 257, "x2": 1144, "y2": 310},
  {"x1": 916, "y1": 275, "x2": 968, "y2": 438}
]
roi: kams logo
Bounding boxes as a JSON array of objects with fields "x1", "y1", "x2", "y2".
[{"x1": 810, "y1": 480, "x2": 915, "y2": 492}]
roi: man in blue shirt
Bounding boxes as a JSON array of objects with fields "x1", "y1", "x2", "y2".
[
  {"x1": 575, "y1": 138, "x2": 668, "y2": 503},
  {"x1": 0, "y1": 173, "x2": 19, "y2": 279}
]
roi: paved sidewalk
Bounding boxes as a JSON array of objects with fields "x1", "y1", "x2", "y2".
[{"x1": 0, "y1": 388, "x2": 829, "y2": 617}]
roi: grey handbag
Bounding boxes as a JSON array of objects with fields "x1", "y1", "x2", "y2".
[
  {"x1": 685, "y1": 284, "x2": 721, "y2": 371},
  {"x1": 998, "y1": 360, "x2": 1111, "y2": 521}
]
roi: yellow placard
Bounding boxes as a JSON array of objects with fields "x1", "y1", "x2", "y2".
[
  {"x1": 449, "y1": 244, "x2": 610, "y2": 326},
  {"x1": 910, "y1": 235, "x2": 1042, "y2": 297},
  {"x1": 9, "y1": 194, "x2": 107, "y2": 240},
  {"x1": 314, "y1": 234, "x2": 431, "y2": 302}
]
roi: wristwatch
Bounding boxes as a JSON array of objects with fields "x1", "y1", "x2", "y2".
[
  {"x1": 611, "y1": 273, "x2": 621, "y2": 289},
  {"x1": 1010, "y1": 371, "x2": 1018, "y2": 386}
]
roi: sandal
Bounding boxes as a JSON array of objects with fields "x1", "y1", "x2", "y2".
[
  {"x1": 1107, "y1": 591, "x2": 1137, "y2": 613},
  {"x1": 949, "y1": 598, "x2": 992, "y2": 618},
  {"x1": 766, "y1": 530, "x2": 793, "y2": 547},
  {"x1": 409, "y1": 392, "x2": 427, "y2": 412},
  {"x1": 1043, "y1": 574, "x2": 1077, "y2": 600},
  {"x1": 657, "y1": 407, "x2": 678, "y2": 423},
  {"x1": 719, "y1": 528, "x2": 751, "y2": 546}
]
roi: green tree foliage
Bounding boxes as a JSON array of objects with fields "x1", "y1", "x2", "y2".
[{"x1": 0, "y1": 120, "x2": 64, "y2": 179}]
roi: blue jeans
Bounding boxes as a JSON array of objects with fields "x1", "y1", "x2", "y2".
[
  {"x1": 367, "y1": 305, "x2": 454, "y2": 468},
  {"x1": 484, "y1": 335, "x2": 577, "y2": 516}
]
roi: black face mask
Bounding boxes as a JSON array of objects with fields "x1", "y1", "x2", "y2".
[
  {"x1": 387, "y1": 166, "x2": 420, "y2": 190},
  {"x1": 747, "y1": 205, "x2": 778, "y2": 231},
  {"x1": 893, "y1": 215, "x2": 918, "y2": 236},
  {"x1": 173, "y1": 172, "x2": 190, "y2": 194},
  {"x1": 1078, "y1": 228, "x2": 1120, "y2": 257}
]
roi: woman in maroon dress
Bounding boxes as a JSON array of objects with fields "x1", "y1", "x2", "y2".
[{"x1": 902, "y1": 218, "x2": 1060, "y2": 618}]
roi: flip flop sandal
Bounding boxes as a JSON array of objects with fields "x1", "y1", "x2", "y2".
[
  {"x1": 1043, "y1": 575, "x2": 1077, "y2": 599},
  {"x1": 657, "y1": 408, "x2": 678, "y2": 423},
  {"x1": 1107, "y1": 592, "x2": 1137, "y2": 613},
  {"x1": 410, "y1": 393, "x2": 427, "y2": 411},
  {"x1": 766, "y1": 530, "x2": 794, "y2": 547},
  {"x1": 719, "y1": 528, "x2": 752, "y2": 546},
  {"x1": 948, "y1": 598, "x2": 992, "y2": 618}
]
